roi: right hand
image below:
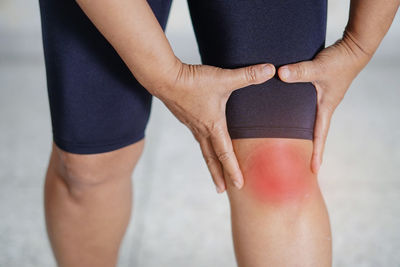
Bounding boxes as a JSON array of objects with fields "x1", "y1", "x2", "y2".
[{"x1": 152, "y1": 58, "x2": 275, "y2": 194}]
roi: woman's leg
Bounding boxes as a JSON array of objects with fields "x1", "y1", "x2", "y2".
[
  {"x1": 44, "y1": 139, "x2": 144, "y2": 267},
  {"x1": 227, "y1": 138, "x2": 332, "y2": 267},
  {"x1": 38, "y1": 0, "x2": 173, "y2": 265},
  {"x1": 186, "y1": 0, "x2": 329, "y2": 264}
]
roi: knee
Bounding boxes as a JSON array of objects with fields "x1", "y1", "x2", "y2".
[
  {"x1": 237, "y1": 139, "x2": 318, "y2": 204},
  {"x1": 51, "y1": 141, "x2": 142, "y2": 191}
]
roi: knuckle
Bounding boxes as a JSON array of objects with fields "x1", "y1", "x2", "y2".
[
  {"x1": 297, "y1": 64, "x2": 306, "y2": 79},
  {"x1": 192, "y1": 124, "x2": 208, "y2": 141},
  {"x1": 245, "y1": 66, "x2": 257, "y2": 83},
  {"x1": 205, "y1": 121, "x2": 216, "y2": 134},
  {"x1": 189, "y1": 125, "x2": 201, "y2": 141},
  {"x1": 193, "y1": 121, "x2": 213, "y2": 138},
  {"x1": 205, "y1": 120, "x2": 223, "y2": 136},
  {"x1": 204, "y1": 155, "x2": 218, "y2": 166},
  {"x1": 217, "y1": 151, "x2": 231, "y2": 162}
]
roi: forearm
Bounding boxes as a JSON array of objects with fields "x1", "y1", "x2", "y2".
[
  {"x1": 344, "y1": 0, "x2": 399, "y2": 59},
  {"x1": 75, "y1": 0, "x2": 180, "y2": 95}
]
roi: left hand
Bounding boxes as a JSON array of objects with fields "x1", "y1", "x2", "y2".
[{"x1": 277, "y1": 31, "x2": 372, "y2": 174}]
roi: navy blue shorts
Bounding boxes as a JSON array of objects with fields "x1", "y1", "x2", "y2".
[{"x1": 38, "y1": 0, "x2": 327, "y2": 154}]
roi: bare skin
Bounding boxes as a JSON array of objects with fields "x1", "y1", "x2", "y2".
[
  {"x1": 228, "y1": 138, "x2": 332, "y2": 267},
  {"x1": 44, "y1": 140, "x2": 144, "y2": 267},
  {"x1": 42, "y1": 0, "x2": 399, "y2": 266}
]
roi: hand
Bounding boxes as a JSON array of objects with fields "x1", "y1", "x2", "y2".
[
  {"x1": 153, "y1": 59, "x2": 275, "y2": 193},
  {"x1": 277, "y1": 31, "x2": 372, "y2": 174}
]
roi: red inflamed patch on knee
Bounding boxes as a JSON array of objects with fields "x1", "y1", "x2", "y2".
[{"x1": 242, "y1": 142, "x2": 315, "y2": 204}]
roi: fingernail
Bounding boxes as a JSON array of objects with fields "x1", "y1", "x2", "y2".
[
  {"x1": 264, "y1": 64, "x2": 274, "y2": 76},
  {"x1": 280, "y1": 66, "x2": 290, "y2": 80},
  {"x1": 233, "y1": 180, "x2": 242, "y2": 189}
]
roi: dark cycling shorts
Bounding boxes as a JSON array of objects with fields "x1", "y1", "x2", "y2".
[{"x1": 38, "y1": 0, "x2": 327, "y2": 154}]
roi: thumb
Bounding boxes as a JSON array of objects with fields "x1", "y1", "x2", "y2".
[
  {"x1": 278, "y1": 60, "x2": 318, "y2": 83},
  {"x1": 223, "y1": 63, "x2": 275, "y2": 92}
]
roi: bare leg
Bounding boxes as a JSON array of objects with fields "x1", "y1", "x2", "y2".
[
  {"x1": 44, "y1": 139, "x2": 145, "y2": 267},
  {"x1": 227, "y1": 138, "x2": 332, "y2": 267}
]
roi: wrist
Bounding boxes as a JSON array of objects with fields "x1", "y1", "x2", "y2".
[
  {"x1": 341, "y1": 29, "x2": 373, "y2": 70},
  {"x1": 142, "y1": 55, "x2": 183, "y2": 99}
]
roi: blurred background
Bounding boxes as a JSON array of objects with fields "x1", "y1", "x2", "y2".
[{"x1": 0, "y1": 0, "x2": 399, "y2": 266}]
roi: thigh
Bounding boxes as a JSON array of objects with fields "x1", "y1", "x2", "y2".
[
  {"x1": 38, "y1": 0, "x2": 173, "y2": 154},
  {"x1": 187, "y1": 0, "x2": 327, "y2": 140}
]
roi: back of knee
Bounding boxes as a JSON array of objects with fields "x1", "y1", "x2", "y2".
[{"x1": 241, "y1": 140, "x2": 318, "y2": 204}]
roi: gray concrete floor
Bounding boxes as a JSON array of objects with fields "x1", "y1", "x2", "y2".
[{"x1": 0, "y1": 0, "x2": 399, "y2": 266}]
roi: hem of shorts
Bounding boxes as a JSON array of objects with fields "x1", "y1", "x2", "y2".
[
  {"x1": 228, "y1": 127, "x2": 313, "y2": 140},
  {"x1": 52, "y1": 132, "x2": 145, "y2": 154}
]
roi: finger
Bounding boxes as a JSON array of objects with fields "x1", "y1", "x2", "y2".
[
  {"x1": 209, "y1": 123, "x2": 243, "y2": 189},
  {"x1": 198, "y1": 137, "x2": 226, "y2": 193},
  {"x1": 311, "y1": 107, "x2": 332, "y2": 174},
  {"x1": 278, "y1": 60, "x2": 318, "y2": 83},
  {"x1": 222, "y1": 63, "x2": 276, "y2": 92}
]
